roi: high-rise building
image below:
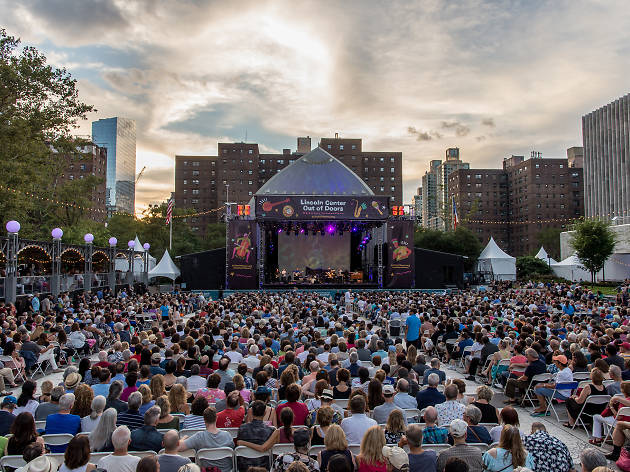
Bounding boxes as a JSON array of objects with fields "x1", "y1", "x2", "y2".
[
  {"x1": 92, "y1": 117, "x2": 136, "y2": 215},
  {"x1": 436, "y1": 148, "x2": 469, "y2": 228},
  {"x1": 448, "y1": 150, "x2": 584, "y2": 256},
  {"x1": 421, "y1": 160, "x2": 441, "y2": 228},
  {"x1": 413, "y1": 188, "x2": 422, "y2": 225},
  {"x1": 582, "y1": 94, "x2": 630, "y2": 219},
  {"x1": 174, "y1": 136, "x2": 403, "y2": 235}
]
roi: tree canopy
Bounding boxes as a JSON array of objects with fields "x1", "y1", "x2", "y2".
[
  {"x1": 571, "y1": 219, "x2": 616, "y2": 282},
  {"x1": 516, "y1": 256, "x2": 553, "y2": 279},
  {"x1": 414, "y1": 226, "x2": 482, "y2": 270}
]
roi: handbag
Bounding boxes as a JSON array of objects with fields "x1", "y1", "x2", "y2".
[{"x1": 617, "y1": 446, "x2": 630, "y2": 472}]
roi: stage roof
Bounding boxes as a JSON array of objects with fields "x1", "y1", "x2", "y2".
[{"x1": 255, "y1": 147, "x2": 374, "y2": 196}]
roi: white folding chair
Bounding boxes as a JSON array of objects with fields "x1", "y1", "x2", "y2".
[
  {"x1": 348, "y1": 444, "x2": 361, "y2": 455},
  {"x1": 403, "y1": 408, "x2": 421, "y2": 423},
  {"x1": 458, "y1": 346, "x2": 472, "y2": 370},
  {"x1": 31, "y1": 352, "x2": 53, "y2": 378},
  {"x1": 521, "y1": 373, "x2": 552, "y2": 408},
  {"x1": 603, "y1": 406, "x2": 630, "y2": 444},
  {"x1": 35, "y1": 420, "x2": 46, "y2": 430},
  {"x1": 272, "y1": 443, "x2": 296, "y2": 457},
  {"x1": 0, "y1": 455, "x2": 25, "y2": 471},
  {"x1": 42, "y1": 433, "x2": 75, "y2": 449},
  {"x1": 572, "y1": 372, "x2": 590, "y2": 381},
  {"x1": 423, "y1": 444, "x2": 452, "y2": 452},
  {"x1": 235, "y1": 445, "x2": 270, "y2": 470},
  {"x1": 89, "y1": 452, "x2": 114, "y2": 466},
  {"x1": 333, "y1": 398, "x2": 349, "y2": 409},
  {"x1": 479, "y1": 423, "x2": 499, "y2": 432},
  {"x1": 572, "y1": 395, "x2": 611, "y2": 436},
  {"x1": 544, "y1": 381, "x2": 578, "y2": 421},
  {"x1": 158, "y1": 448, "x2": 196, "y2": 460},
  {"x1": 196, "y1": 447, "x2": 235, "y2": 472},
  {"x1": 309, "y1": 445, "x2": 326, "y2": 459},
  {"x1": 179, "y1": 428, "x2": 205, "y2": 438},
  {"x1": 468, "y1": 443, "x2": 490, "y2": 452},
  {"x1": 0, "y1": 355, "x2": 26, "y2": 383},
  {"x1": 129, "y1": 451, "x2": 158, "y2": 459},
  {"x1": 224, "y1": 427, "x2": 239, "y2": 438}
]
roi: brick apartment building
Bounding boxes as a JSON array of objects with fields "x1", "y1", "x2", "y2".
[
  {"x1": 56, "y1": 142, "x2": 108, "y2": 221},
  {"x1": 174, "y1": 136, "x2": 403, "y2": 234},
  {"x1": 448, "y1": 150, "x2": 584, "y2": 256}
]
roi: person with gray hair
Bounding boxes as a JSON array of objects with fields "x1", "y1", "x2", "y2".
[
  {"x1": 607, "y1": 365, "x2": 622, "y2": 395},
  {"x1": 579, "y1": 448, "x2": 607, "y2": 472},
  {"x1": 158, "y1": 430, "x2": 191, "y2": 472},
  {"x1": 81, "y1": 395, "x2": 106, "y2": 432},
  {"x1": 130, "y1": 405, "x2": 164, "y2": 452},
  {"x1": 90, "y1": 407, "x2": 118, "y2": 452},
  {"x1": 399, "y1": 423, "x2": 438, "y2": 470},
  {"x1": 44, "y1": 393, "x2": 80, "y2": 452},
  {"x1": 463, "y1": 405, "x2": 492, "y2": 444},
  {"x1": 394, "y1": 378, "x2": 417, "y2": 409},
  {"x1": 98, "y1": 425, "x2": 141, "y2": 472},
  {"x1": 416, "y1": 373, "x2": 446, "y2": 410},
  {"x1": 436, "y1": 384, "x2": 466, "y2": 426},
  {"x1": 116, "y1": 391, "x2": 144, "y2": 431},
  {"x1": 35, "y1": 385, "x2": 65, "y2": 420},
  {"x1": 422, "y1": 358, "x2": 447, "y2": 385}
]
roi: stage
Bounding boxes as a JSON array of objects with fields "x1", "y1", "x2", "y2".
[{"x1": 263, "y1": 282, "x2": 379, "y2": 289}]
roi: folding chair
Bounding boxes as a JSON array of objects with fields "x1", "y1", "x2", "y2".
[
  {"x1": 224, "y1": 427, "x2": 240, "y2": 438},
  {"x1": 602, "y1": 406, "x2": 630, "y2": 445},
  {"x1": 476, "y1": 357, "x2": 493, "y2": 383},
  {"x1": 179, "y1": 428, "x2": 205, "y2": 438},
  {"x1": 493, "y1": 359, "x2": 510, "y2": 388},
  {"x1": 423, "y1": 444, "x2": 452, "y2": 453},
  {"x1": 89, "y1": 452, "x2": 114, "y2": 466},
  {"x1": 235, "y1": 445, "x2": 270, "y2": 470},
  {"x1": 403, "y1": 408, "x2": 421, "y2": 423},
  {"x1": 0, "y1": 455, "x2": 25, "y2": 471},
  {"x1": 348, "y1": 444, "x2": 361, "y2": 455},
  {"x1": 572, "y1": 395, "x2": 611, "y2": 436},
  {"x1": 468, "y1": 443, "x2": 490, "y2": 452},
  {"x1": 572, "y1": 372, "x2": 590, "y2": 381},
  {"x1": 130, "y1": 451, "x2": 158, "y2": 460},
  {"x1": 333, "y1": 398, "x2": 349, "y2": 409},
  {"x1": 544, "y1": 381, "x2": 578, "y2": 421},
  {"x1": 158, "y1": 448, "x2": 196, "y2": 460},
  {"x1": 521, "y1": 373, "x2": 552, "y2": 408},
  {"x1": 309, "y1": 445, "x2": 326, "y2": 459},
  {"x1": 458, "y1": 346, "x2": 472, "y2": 370},
  {"x1": 272, "y1": 443, "x2": 296, "y2": 458},
  {"x1": 42, "y1": 433, "x2": 75, "y2": 449},
  {"x1": 197, "y1": 447, "x2": 235, "y2": 472},
  {"x1": 0, "y1": 355, "x2": 26, "y2": 384}
]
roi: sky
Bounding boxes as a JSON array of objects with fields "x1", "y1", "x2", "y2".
[{"x1": 3, "y1": 0, "x2": 630, "y2": 215}]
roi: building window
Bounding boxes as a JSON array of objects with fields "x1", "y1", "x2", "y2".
[
  {"x1": 391, "y1": 186, "x2": 395, "y2": 192},
  {"x1": 390, "y1": 167, "x2": 394, "y2": 173},
  {"x1": 192, "y1": 170, "x2": 199, "y2": 176},
  {"x1": 191, "y1": 199, "x2": 198, "y2": 204},
  {"x1": 80, "y1": 164, "x2": 86, "y2": 171},
  {"x1": 327, "y1": 144, "x2": 331, "y2": 149},
  {"x1": 390, "y1": 157, "x2": 394, "y2": 162},
  {"x1": 192, "y1": 161, "x2": 200, "y2": 166},
  {"x1": 248, "y1": 180, "x2": 253, "y2": 185},
  {"x1": 278, "y1": 160, "x2": 284, "y2": 164},
  {"x1": 69, "y1": 175, "x2": 74, "y2": 180},
  {"x1": 248, "y1": 149, "x2": 253, "y2": 154},
  {"x1": 572, "y1": 172, "x2": 579, "y2": 177},
  {"x1": 183, "y1": 180, "x2": 187, "y2": 185},
  {"x1": 260, "y1": 159, "x2": 265, "y2": 164},
  {"x1": 380, "y1": 167, "x2": 384, "y2": 172},
  {"x1": 475, "y1": 174, "x2": 482, "y2": 179},
  {"x1": 380, "y1": 186, "x2": 385, "y2": 192},
  {"x1": 352, "y1": 144, "x2": 357, "y2": 150},
  {"x1": 559, "y1": 164, "x2": 564, "y2": 168},
  {"x1": 192, "y1": 189, "x2": 199, "y2": 195},
  {"x1": 248, "y1": 191, "x2": 253, "y2": 196},
  {"x1": 183, "y1": 161, "x2": 188, "y2": 166},
  {"x1": 380, "y1": 157, "x2": 384, "y2": 162},
  {"x1": 192, "y1": 179, "x2": 199, "y2": 185},
  {"x1": 340, "y1": 144, "x2": 344, "y2": 150}
]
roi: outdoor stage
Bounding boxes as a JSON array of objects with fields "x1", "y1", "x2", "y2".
[{"x1": 224, "y1": 147, "x2": 415, "y2": 290}]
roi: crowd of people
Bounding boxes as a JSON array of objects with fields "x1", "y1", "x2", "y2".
[{"x1": 0, "y1": 281, "x2": 627, "y2": 472}]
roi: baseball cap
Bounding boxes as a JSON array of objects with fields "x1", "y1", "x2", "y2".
[
  {"x1": 1, "y1": 396, "x2": 17, "y2": 406},
  {"x1": 552, "y1": 354, "x2": 568, "y2": 365},
  {"x1": 382, "y1": 446, "x2": 409, "y2": 470},
  {"x1": 151, "y1": 353, "x2": 161, "y2": 361},
  {"x1": 321, "y1": 389, "x2": 334, "y2": 400},
  {"x1": 383, "y1": 385, "x2": 395, "y2": 396},
  {"x1": 449, "y1": 419, "x2": 468, "y2": 437}
]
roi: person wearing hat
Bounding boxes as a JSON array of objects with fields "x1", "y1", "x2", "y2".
[
  {"x1": 373, "y1": 384, "x2": 406, "y2": 426},
  {"x1": 382, "y1": 445, "x2": 410, "y2": 472},
  {"x1": 0, "y1": 395, "x2": 17, "y2": 436},
  {"x1": 436, "y1": 419, "x2": 484, "y2": 472},
  {"x1": 64, "y1": 372, "x2": 81, "y2": 393},
  {"x1": 149, "y1": 352, "x2": 166, "y2": 376},
  {"x1": 531, "y1": 354, "x2": 574, "y2": 416},
  {"x1": 16, "y1": 455, "x2": 54, "y2": 472}
]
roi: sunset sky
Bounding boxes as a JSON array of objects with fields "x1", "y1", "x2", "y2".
[{"x1": 3, "y1": 0, "x2": 630, "y2": 214}]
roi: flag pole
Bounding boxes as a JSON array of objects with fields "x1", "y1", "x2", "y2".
[{"x1": 169, "y1": 213, "x2": 172, "y2": 251}]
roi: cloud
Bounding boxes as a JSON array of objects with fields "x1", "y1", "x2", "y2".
[
  {"x1": 441, "y1": 121, "x2": 471, "y2": 137},
  {"x1": 3, "y1": 0, "x2": 630, "y2": 208},
  {"x1": 407, "y1": 126, "x2": 442, "y2": 141}
]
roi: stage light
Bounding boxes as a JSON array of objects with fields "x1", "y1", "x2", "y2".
[
  {"x1": 237, "y1": 205, "x2": 243, "y2": 216},
  {"x1": 351, "y1": 226, "x2": 358, "y2": 232},
  {"x1": 326, "y1": 224, "x2": 335, "y2": 234},
  {"x1": 277, "y1": 228, "x2": 282, "y2": 234},
  {"x1": 244, "y1": 205, "x2": 250, "y2": 216},
  {"x1": 299, "y1": 228, "x2": 305, "y2": 234}
]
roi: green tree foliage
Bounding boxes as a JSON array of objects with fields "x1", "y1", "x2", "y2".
[
  {"x1": 516, "y1": 256, "x2": 552, "y2": 279},
  {"x1": 536, "y1": 227, "x2": 562, "y2": 260},
  {"x1": 0, "y1": 28, "x2": 98, "y2": 236},
  {"x1": 414, "y1": 226, "x2": 482, "y2": 270},
  {"x1": 571, "y1": 219, "x2": 616, "y2": 282}
]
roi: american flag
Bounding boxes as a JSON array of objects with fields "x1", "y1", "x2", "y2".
[
  {"x1": 165, "y1": 198, "x2": 173, "y2": 225},
  {"x1": 452, "y1": 196, "x2": 458, "y2": 230}
]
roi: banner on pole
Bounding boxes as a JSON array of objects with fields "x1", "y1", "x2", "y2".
[
  {"x1": 166, "y1": 198, "x2": 174, "y2": 226},
  {"x1": 386, "y1": 220, "x2": 415, "y2": 288},
  {"x1": 227, "y1": 220, "x2": 258, "y2": 289}
]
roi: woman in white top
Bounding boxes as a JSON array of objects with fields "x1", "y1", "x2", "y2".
[
  {"x1": 14, "y1": 380, "x2": 39, "y2": 417},
  {"x1": 58, "y1": 436, "x2": 96, "y2": 472},
  {"x1": 81, "y1": 395, "x2": 106, "y2": 432}
]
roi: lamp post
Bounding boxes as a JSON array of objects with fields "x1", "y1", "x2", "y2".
[
  {"x1": 143, "y1": 243, "x2": 150, "y2": 286},
  {"x1": 51, "y1": 228, "x2": 63, "y2": 298},
  {"x1": 84, "y1": 233, "x2": 94, "y2": 293},
  {"x1": 5, "y1": 221, "x2": 20, "y2": 304},
  {"x1": 108, "y1": 237, "x2": 117, "y2": 293}
]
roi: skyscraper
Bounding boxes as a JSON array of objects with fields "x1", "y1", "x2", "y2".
[
  {"x1": 421, "y1": 160, "x2": 440, "y2": 228},
  {"x1": 582, "y1": 94, "x2": 630, "y2": 219},
  {"x1": 92, "y1": 117, "x2": 137, "y2": 215},
  {"x1": 436, "y1": 148, "x2": 469, "y2": 227}
]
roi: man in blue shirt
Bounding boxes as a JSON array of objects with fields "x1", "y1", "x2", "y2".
[
  {"x1": 416, "y1": 373, "x2": 446, "y2": 409},
  {"x1": 405, "y1": 309, "x2": 421, "y2": 348},
  {"x1": 45, "y1": 393, "x2": 81, "y2": 452},
  {"x1": 505, "y1": 348, "x2": 547, "y2": 404}
]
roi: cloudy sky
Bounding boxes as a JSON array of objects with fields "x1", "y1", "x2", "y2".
[{"x1": 3, "y1": 0, "x2": 630, "y2": 213}]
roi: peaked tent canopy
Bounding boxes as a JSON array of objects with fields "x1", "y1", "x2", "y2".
[
  {"x1": 475, "y1": 237, "x2": 516, "y2": 281},
  {"x1": 535, "y1": 246, "x2": 558, "y2": 265},
  {"x1": 149, "y1": 250, "x2": 181, "y2": 280},
  {"x1": 133, "y1": 235, "x2": 144, "y2": 252},
  {"x1": 551, "y1": 253, "x2": 591, "y2": 282}
]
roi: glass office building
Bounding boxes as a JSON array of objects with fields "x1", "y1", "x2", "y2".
[{"x1": 92, "y1": 117, "x2": 136, "y2": 215}]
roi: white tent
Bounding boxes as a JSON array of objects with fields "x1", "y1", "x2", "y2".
[
  {"x1": 133, "y1": 235, "x2": 144, "y2": 252},
  {"x1": 475, "y1": 237, "x2": 516, "y2": 281},
  {"x1": 535, "y1": 246, "x2": 558, "y2": 266},
  {"x1": 551, "y1": 253, "x2": 592, "y2": 282},
  {"x1": 149, "y1": 250, "x2": 181, "y2": 280}
]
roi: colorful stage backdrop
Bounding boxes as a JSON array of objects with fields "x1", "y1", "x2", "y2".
[
  {"x1": 227, "y1": 220, "x2": 258, "y2": 289},
  {"x1": 255, "y1": 196, "x2": 389, "y2": 220},
  {"x1": 387, "y1": 220, "x2": 415, "y2": 288}
]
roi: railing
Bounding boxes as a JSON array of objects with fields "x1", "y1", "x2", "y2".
[
  {"x1": 16, "y1": 275, "x2": 51, "y2": 295},
  {"x1": 93, "y1": 273, "x2": 109, "y2": 287},
  {"x1": 60, "y1": 274, "x2": 84, "y2": 292}
]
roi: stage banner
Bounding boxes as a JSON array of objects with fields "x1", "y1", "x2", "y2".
[
  {"x1": 227, "y1": 220, "x2": 258, "y2": 289},
  {"x1": 255, "y1": 195, "x2": 389, "y2": 220},
  {"x1": 386, "y1": 220, "x2": 415, "y2": 288}
]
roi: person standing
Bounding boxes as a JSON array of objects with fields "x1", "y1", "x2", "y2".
[{"x1": 405, "y1": 309, "x2": 421, "y2": 349}]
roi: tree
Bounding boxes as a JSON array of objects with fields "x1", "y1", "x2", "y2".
[
  {"x1": 570, "y1": 219, "x2": 616, "y2": 282},
  {"x1": 414, "y1": 226, "x2": 482, "y2": 270},
  {"x1": 536, "y1": 227, "x2": 562, "y2": 260},
  {"x1": 0, "y1": 29, "x2": 96, "y2": 237},
  {"x1": 516, "y1": 256, "x2": 552, "y2": 279}
]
